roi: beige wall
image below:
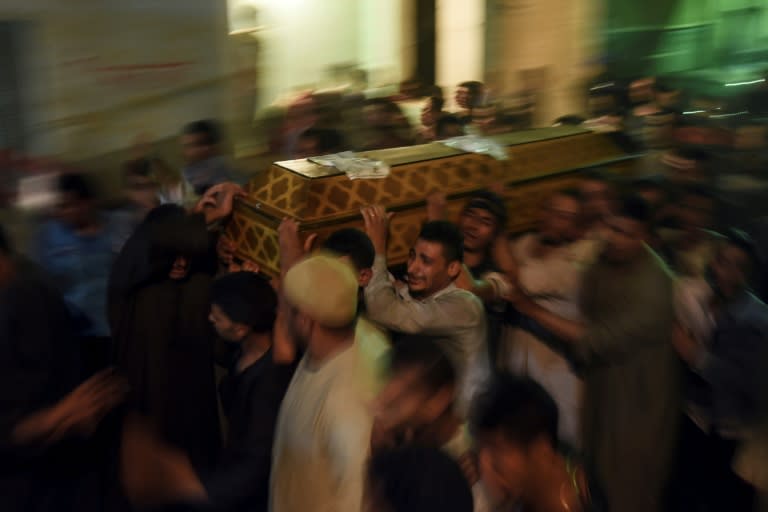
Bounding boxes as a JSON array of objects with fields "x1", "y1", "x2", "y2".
[
  {"x1": 488, "y1": 0, "x2": 602, "y2": 125},
  {"x1": 3, "y1": 0, "x2": 231, "y2": 159}
]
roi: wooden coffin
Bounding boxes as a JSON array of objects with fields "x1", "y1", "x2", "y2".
[{"x1": 225, "y1": 126, "x2": 638, "y2": 276}]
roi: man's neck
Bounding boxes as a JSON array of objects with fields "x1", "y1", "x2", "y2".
[
  {"x1": 306, "y1": 328, "x2": 355, "y2": 366},
  {"x1": 238, "y1": 332, "x2": 272, "y2": 372},
  {"x1": 526, "y1": 454, "x2": 573, "y2": 512},
  {"x1": 463, "y1": 247, "x2": 489, "y2": 271}
]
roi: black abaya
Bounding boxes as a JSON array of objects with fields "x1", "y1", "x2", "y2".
[{"x1": 109, "y1": 205, "x2": 221, "y2": 468}]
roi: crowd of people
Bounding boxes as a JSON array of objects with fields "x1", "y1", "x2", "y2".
[{"x1": 1, "y1": 75, "x2": 768, "y2": 512}]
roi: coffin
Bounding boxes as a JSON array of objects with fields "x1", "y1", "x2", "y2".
[{"x1": 225, "y1": 126, "x2": 638, "y2": 276}]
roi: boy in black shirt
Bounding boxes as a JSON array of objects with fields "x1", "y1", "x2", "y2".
[{"x1": 122, "y1": 271, "x2": 296, "y2": 512}]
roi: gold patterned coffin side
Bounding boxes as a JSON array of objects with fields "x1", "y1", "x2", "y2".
[{"x1": 226, "y1": 127, "x2": 637, "y2": 276}]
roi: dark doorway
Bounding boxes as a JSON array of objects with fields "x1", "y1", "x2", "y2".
[{"x1": 414, "y1": 0, "x2": 436, "y2": 87}]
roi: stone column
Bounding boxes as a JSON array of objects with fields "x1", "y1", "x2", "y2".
[{"x1": 436, "y1": 0, "x2": 486, "y2": 109}]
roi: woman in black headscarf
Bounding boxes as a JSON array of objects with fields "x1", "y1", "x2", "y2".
[{"x1": 109, "y1": 204, "x2": 221, "y2": 468}]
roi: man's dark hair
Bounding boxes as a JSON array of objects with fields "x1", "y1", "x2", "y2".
[
  {"x1": 322, "y1": 228, "x2": 375, "y2": 271},
  {"x1": 428, "y1": 96, "x2": 445, "y2": 113},
  {"x1": 418, "y1": 221, "x2": 464, "y2": 263},
  {"x1": 435, "y1": 115, "x2": 463, "y2": 138},
  {"x1": 555, "y1": 187, "x2": 583, "y2": 203},
  {"x1": 368, "y1": 445, "x2": 473, "y2": 512},
  {"x1": 210, "y1": 271, "x2": 277, "y2": 333},
  {"x1": 300, "y1": 128, "x2": 345, "y2": 154},
  {"x1": 463, "y1": 189, "x2": 508, "y2": 232},
  {"x1": 723, "y1": 228, "x2": 760, "y2": 270},
  {"x1": 554, "y1": 115, "x2": 586, "y2": 126},
  {"x1": 58, "y1": 173, "x2": 95, "y2": 201},
  {"x1": 470, "y1": 372, "x2": 559, "y2": 448},
  {"x1": 458, "y1": 81, "x2": 485, "y2": 108},
  {"x1": 615, "y1": 194, "x2": 651, "y2": 225},
  {"x1": 388, "y1": 337, "x2": 457, "y2": 393},
  {"x1": 183, "y1": 119, "x2": 222, "y2": 146}
]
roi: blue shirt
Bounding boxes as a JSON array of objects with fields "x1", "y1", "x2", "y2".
[
  {"x1": 34, "y1": 218, "x2": 115, "y2": 337},
  {"x1": 688, "y1": 291, "x2": 768, "y2": 436}
]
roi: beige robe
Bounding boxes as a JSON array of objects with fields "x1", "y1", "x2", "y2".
[{"x1": 270, "y1": 342, "x2": 374, "y2": 512}]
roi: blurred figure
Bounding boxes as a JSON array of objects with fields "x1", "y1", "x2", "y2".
[
  {"x1": 153, "y1": 157, "x2": 188, "y2": 206},
  {"x1": 634, "y1": 176, "x2": 669, "y2": 214},
  {"x1": 471, "y1": 373, "x2": 606, "y2": 512},
  {"x1": 416, "y1": 95, "x2": 446, "y2": 143},
  {"x1": 455, "y1": 81, "x2": 485, "y2": 123},
  {"x1": 111, "y1": 158, "x2": 161, "y2": 254},
  {"x1": 365, "y1": 445, "x2": 474, "y2": 512},
  {"x1": 181, "y1": 120, "x2": 233, "y2": 196},
  {"x1": 661, "y1": 148, "x2": 710, "y2": 186},
  {"x1": 504, "y1": 189, "x2": 598, "y2": 447},
  {"x1": 436, "y1": 114, "x2": 465, "y2": 139},
  {"x1": 294, "y1": 127, "x2": 345, "y2": 158},
  {"x1": 109, "y1": 204, "x2": 221, "y2": 469},
  {"x1": 270, "y1": 254, "x2": 374, "y2": 512},
  {"x1": 269, "y1": 94, "x2": 319, "y2": 158},
  {"x1": 670, "y1": 230, "x2": 767, "y2": 512},
  {"x1": 660, "y1": 184, "x2": 720, "y2": 278},
  {"x1": 432, "y1": 190, "x2": 512, "y2": 369},
  {"x1": 361, "y1": 98, "x2": 412, "y2": 150},
  {"x1": 321, "y1": 227, "x2": 391, "y2": 391},
  {"x1": 371, "y1": 338, "x2": 492, "y2": 511},
  {"x1": 0, "y1": 225, "x2": 126, "y2": 512},
  {"x1": 504, "y1": 195, "x2": 680, "y2": 512},
  {"x1": 122, "y1": 271, "x2": 295, "y2": 512},
  {"x1": 632, "y1": 177, "x2": 671, "y2": 250},
  {"x1": 362, "y1": 211, "x2": 487, "y2": 414},
  {"x1": 34, "y1": 173, "x2": 115, "y2": 369},
  {"x1": 577, "y1": 172, "x2": 617, "y2": 239}
]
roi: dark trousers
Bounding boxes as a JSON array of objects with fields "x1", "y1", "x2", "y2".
[{"x1": 666, "y1": 415, "x2": 756, "y2": 512}]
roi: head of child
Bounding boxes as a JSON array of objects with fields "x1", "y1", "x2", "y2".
[
  {"x1": 373, "y1": 337, "x2": 457, "y2": 436},
  {"x1": 470, "y1": 373, "x2": 561, "y2": 506},
  {"x1": 209, "y1": 271, "x2": 277, "y2": 343}
]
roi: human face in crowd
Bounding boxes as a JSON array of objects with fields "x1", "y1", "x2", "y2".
[
  {"x1": 125, "y1": 174, "x2": 160, "y2": 212},
  {"x1": 420, "y1": 100, "x2": 440, "y2": 128},
  {"x1": 677, "y1": 194, "x2": 713, "y2": 233},
  {"x1": 168, "y1": 256, "x2": 190, "y2": 280},
  {"x1": 539, "y1": 194, "x2": 581, "y2": 244},
  {"x1": 295, "y1": 133, "x2": 320, "y2": 159},
  {"x1": 601, "y1": 215, "x2": 647, "y2": 263},
  {"x1": 181, "y1": 133, "x2": 214, "y2": 165},
  {"x1": 373, "y1": 366, "x2": 453, "y2": 435},
  {"x1": 455, "y1": 86, "x2": 471, "y2": 110},
  {"x1": 406, "y1": 239, "x2": 461, "y2": 298},
  {"x1": 629, "y1": 77, "x2": 655, "y2": 106},
  {"x1": 209, "y1": 303, "x2": 248, "y2": 342},
  {"x1": 579, "y1": 179, "x2": 614, "y2": 224},
  {"x1": 459, "y1": 207, "x2": 498, "y2": 253},
  {"x1": 337, "y1": 255, "x2": 373, "y2": 288},
  {"x1": 709, "y1": 244, "x2": 752, "y2": 299},
  {"x1": 56, "y1": 191, "x2": 93, "y2": 229}
]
